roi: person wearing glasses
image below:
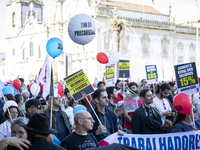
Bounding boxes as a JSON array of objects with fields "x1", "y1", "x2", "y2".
[
  {"x1": 25, "y1": 99, "x2": 46, "y2": 119},
  {"x1": 172, "y1": 107, "x2": 200, "y2": 132},
  {"x1": 138, "y1": 79, "x2": 149, "y2": 91},
  {"x1": 61, "y1": 111, "x2": 99, "y2": 150},
  {"x1": 151, "y1": 83, "x2": 175, "y2": 125},
  {"x1": 0, "y1": 101, "x2": 20, "y2": 140}
]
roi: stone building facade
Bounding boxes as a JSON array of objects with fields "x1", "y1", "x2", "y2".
[{"x1": 3, "y1": 0, "x2": 200, "y2": 83}]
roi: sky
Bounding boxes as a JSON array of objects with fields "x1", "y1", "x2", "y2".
[{"x1": 0, "y1": 0, "x2": 199, "y2": 52}]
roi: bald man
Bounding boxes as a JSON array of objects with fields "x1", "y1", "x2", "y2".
[{"x1": 61, "y1": 111, "x2": 99, "y2": 150}]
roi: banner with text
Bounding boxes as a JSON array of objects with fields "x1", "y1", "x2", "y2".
[
  {"x1": 118, "y1": 60, "x2": 130, "y2": 79},
  {"x1": 174, "y1": 62, "x2": 199, "y2": 95},
  {"x1": 145, "y1": 65, "x2": 158, "y2": 84},
  {"x1": 105, "y1": 65, "x2": 115, "y2": 87},
  {"x1": 64, "y1": 69, "x2": 94, "y2": 101},
  {"x1": 99, "y1": 131, "x2": 200, "y2": 150}
]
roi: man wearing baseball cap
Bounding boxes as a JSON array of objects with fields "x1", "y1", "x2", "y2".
[{"x1": 25, "y1": 99, "x2": 46, "y2": 119}]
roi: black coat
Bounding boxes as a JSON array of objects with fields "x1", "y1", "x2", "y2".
[
  {"x1": 131, "y1": 106, "x2": 163, "y2": 134},
  {"x1": 8, "y1": 136, "x2": 66, "y2": 150}
]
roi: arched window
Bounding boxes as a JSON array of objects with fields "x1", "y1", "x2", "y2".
[
  {"x1": 178, "y1": 43, "x2": 184, "y2": 52},
  {"x1": 12, "y1": 49, "x2": 15, "y2": 55},
  {"x1": 12, "y1": 12, "x2": 15, "y2": 27},
  {"x1": 22, "y1": 48, "x2": 25, "y2": 60},
  {"x1": 30, "y1": 42, "x2": 33, "y2": 56},
  {"x1": 38, "y1": 46, "x2": 41, "y2": 58},
  {"x1": 189, "y1": 43, "x2": 195, "y2": 51}
]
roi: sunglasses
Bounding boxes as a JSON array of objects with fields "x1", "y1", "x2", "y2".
[
  {"x1": 193, "y1": 109, "x2": 197, "y2": 113},
  {"x1": 30, "y1": 105, "x2": 44, "y2": 109},
  {"x1": 163, "y1": 102, "x2": 166, "y2": 110}
]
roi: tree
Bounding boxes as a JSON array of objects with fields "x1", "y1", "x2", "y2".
[{"x1": 109, "y1": 16, "x2": 128, "y2": 78}]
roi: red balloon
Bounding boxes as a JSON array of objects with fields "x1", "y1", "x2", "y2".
[
  {"x1": 13, "y1": 79, "x2": 21, "y2": 89},
  {"x1": 96, "y1": 52, "x2": 108, "y2": 64},
  {"x1": 58, "y1": 82, "x2": 64, "y2": 98},
  {"x1": 29, "y1": 83, "x2": 35, "y2": 90},
  {"x1": 173, "y1": 93, "x2": 192, "y2": 115}
]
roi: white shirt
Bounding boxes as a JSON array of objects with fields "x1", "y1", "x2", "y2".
[
  {"x1": 151, "y1": 96, "x2": 172, "y2": 124},
  {"x1": 0, "y1": 120, "x2": 11, "y2": 141},
  {"x1": 63, "y1": 106, "x2": 74, "y2": 128}
]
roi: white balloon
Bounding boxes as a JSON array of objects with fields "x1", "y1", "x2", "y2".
[
  {"x1": 68, "y1": 14, "x2": 96, "y2": 45},
  {"x1": 108, "y1": 51, "x2": 120, "y2": 64},
  {"x1": 30, "y1": 83, "x2": 40, "y2": 96}
]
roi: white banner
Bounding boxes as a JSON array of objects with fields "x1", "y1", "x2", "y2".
[{"x1": 99, "y1": 131, "x2": 200, "y2": 150}]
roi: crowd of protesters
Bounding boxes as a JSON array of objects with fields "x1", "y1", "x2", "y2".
[{"x1": 0, "y1": 77, "x2": 199, "y2": 150}]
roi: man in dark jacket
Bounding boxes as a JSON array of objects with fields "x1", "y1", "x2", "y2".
[
  {"x1": 89, "y1": 89, "x2": 123, "y2": 142},
  {"x1": 131, "y1": 88, "x2": 170, "y2": 134},
  {"x1": 43, "y1": 96, "x2": 71, "y2": 141},
  {"x1": 8, "y1": 113, "x2": 65, "y2": 150}
]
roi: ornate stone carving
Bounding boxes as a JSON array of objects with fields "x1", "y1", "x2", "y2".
[
  {"x1": 141, "y1": 34, "x2": 150, "y2": 57},
  {"x1": 161, "y1": 36, "x2": 169, "y2": 58}
]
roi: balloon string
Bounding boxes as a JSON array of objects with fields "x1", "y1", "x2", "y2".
[{"x1": 189, "y1": 115, "x2": 194, "y2": 129}]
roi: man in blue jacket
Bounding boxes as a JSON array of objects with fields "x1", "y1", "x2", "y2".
[{"x1": 89, "y1": 89, "x2": 124, "y2": 142}]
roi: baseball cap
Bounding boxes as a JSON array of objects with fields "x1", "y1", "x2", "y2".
[{"x1": 25, "y1": 99, "x2": 46, "y2": 110}]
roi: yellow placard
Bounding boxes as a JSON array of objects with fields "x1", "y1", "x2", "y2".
[
  {"x1": 147, "y1": 71, "x2": 157, "y2": 80},
  {"x1": 179, "y1": 75, "x2": 196, "y2": 87},
  {"x1": 106, "y1": 67, "x2": 114, "y2": 75},
  {"x1": 106, "y1": 74, "x2": 114, "y2": 79},
  {"x1": 64, "y1": 70, "x2": 91, "y2": 95},
  {"x1": 119, "y1": 62, "x2": 130, "y2": 70}
]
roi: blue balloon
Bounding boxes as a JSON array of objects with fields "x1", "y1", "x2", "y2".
[
  {"x1": 46, "y1": 37, "x2": 63, "y2": 58},
  {"x1": 73, "y1": 105, "x2": 87, "y2": 115},
  {"x1": 2, "y1": 86, "x2": 14, "y2": 96},
  {"x1": 7, "y1": 84, "x2": 15, "y2": 91}
]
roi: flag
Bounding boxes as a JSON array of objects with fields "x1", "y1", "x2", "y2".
[
  {"x1": 39, "y1": 55, "x2": 51, "y2": 99},
  {"x1": 0, "y1": 81, "x2": 5, "y2": 98},
  {"x1": 92, "y1": 77, "x2": 98, "y2": 88},
  {"x1": 137, "y1": 76, "x2": 140, "y2": 85},
  {"x1": 162, "y1": 66, "x2": 164, "y2": 79}
]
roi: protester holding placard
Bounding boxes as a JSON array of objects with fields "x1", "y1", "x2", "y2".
[
  {"x1": 89, "y1": 89, "x2": 123, "y2": 142},
  {"x1": 124, "y1": 82, "x2": 143, "y2": 134},
  {"x1": 131, "y1": 89, "x2": 169, "y2": 134},
  {"x1": 172, "y1": 107, "x2": 200, "y2": 133},
  {"x1": 151, "y1": 83, "x2": 175, "y2": 125},
  {"x1": 43, "y1": 96, "x2": 72, "y2": 142}
]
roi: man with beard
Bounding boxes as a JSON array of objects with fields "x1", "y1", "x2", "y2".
[
  {"x1": 61, "y1": 111, "x2": 99, "y2": 150},
  {"x1": 43, "y1": 95, "x2": 72, "y2": 141},
  {"x1": 131, "y1": 89, "x2": 169, "y2": 134},
  {"x1": 151, "y1": 83, "x2": 175, "y2": 125}
]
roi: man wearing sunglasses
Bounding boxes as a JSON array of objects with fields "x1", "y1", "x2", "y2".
[{"x1": 25, "y1": 99, "x2": 46, "y2": 119}]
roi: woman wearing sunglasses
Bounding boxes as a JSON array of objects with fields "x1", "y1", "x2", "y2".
[{"x1": 172, "y1": 107, "x2": 200, "y2": 133}]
